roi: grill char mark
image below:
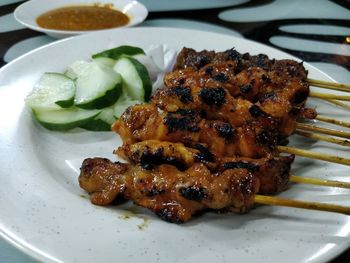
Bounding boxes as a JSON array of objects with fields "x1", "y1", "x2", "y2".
[
  {"x1": 223, "y1": 162, "x2": 260, "y2": 172},
  {"x1": 191, "y1": 143, "x2": 215, "y2": 163},
  {"x1": 139, "y1": 147, "x2": 188, "y2": 171},
  {"x1": 215, "y1": 122, "x2": 235, "y2": 140},
  {"x1": 212, "y1": 73, "x2": 229, "y2": 82},
  {"x1": 156, "y1": 208, "x2": 184, "y2": 224},
  {"x1": 170, "y1": 86, "x2": 193, "y2": 104},
  {"x1": 199, "y1": 87, "x2": 226, "y2": 107},
  {"x1": 249, "y1": 105, "x2": 268, "y2": 118},
  {"x1": 164, "y1": 109, "x2": 201, "y2": 133},
  {"x1": 179, "y1": 186, "x2": 208, "y2": 201}
]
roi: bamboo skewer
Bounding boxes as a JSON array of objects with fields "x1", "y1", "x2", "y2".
[
  {"x1": 290, "y1": 175, "x2": 350, "y2": 189},
  {"x1": 294, "y1": 130, "x2": 350, "y2": 147},
  {"x1": 277, "y1": 145, "x2": 350, "y2": 166},
  {"x1": 254, "y1": 195, "x2": 350, "y2": 215},
  {"x1": 251, "y1": 79, "x2": 350, "y2": 215},
  {"x1": 310, "y1": 92, "x2": 350, "y2": 102},
  {"x1": 316, "y1": 116, "x2": 350, "y2": 129},
  {"x1": 324, "y1": 99, "x2": 350, "y2": 110},
  {"x1": 307, "y1": 78, "x2": 350, "y2": 92},
  {"x1": 296, "y1": 123, "x2": 350, "y2": 139}
]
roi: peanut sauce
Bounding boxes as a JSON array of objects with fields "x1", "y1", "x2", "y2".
[{"x1": 36, "y1": 5, "x2": 130, "y2": 31}]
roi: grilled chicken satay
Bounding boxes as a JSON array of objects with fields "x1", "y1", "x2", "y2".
[
  {"x1": 115, "y1": 140, "x2": 213, "y2": 170},
  {"x1": 165, "y1": 62, "x2": 310, "y2": 105},
  {"x1": 227, "y1": 67, "x2": 310, "y2": 103},
  {"x1": 116, "y1": 140, "x2": 294, "y2": 194},
  {"x1": 219, "y1": 155, "x2": 294, "y2": 194},
  {"x1": 113, "y1": 104, "x2": 277, "y2": 158},
  {"x1": 154, "y1": 81, "x2": 274, "y2": 128},
  {"x1": 172, "y1": 48, "x2": 312, "y2": 119},
  {"x1": 160, "y1": 67, "x2": 315, "y2": 137},
  {"x1": 78, "y1": 48, "x2": 316, "y2": 223},
  {"x1": 173, "y1": 47, "x2": 308, "y2": 81},
  {"x1": 153, "y1": 84, "x2": 299, "y2": 139},
  {"x1": 113, "y1": 104, "x2": 204, "y2": 144},
  {"x1": 79, "y1": 157, "x2": 260, "y2": 223}
]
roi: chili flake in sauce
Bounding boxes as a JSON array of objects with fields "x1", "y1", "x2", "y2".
[{"x1": 36, "y1": 5, "x2": 130, "y2": 31}]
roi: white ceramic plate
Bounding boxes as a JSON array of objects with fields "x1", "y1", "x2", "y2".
[
  {"x1": 0, "y1": 27, "x2": 349, "y2": 263},
  {"x1": 14, "y1": 0, "x2": 148, "y2": 38}
]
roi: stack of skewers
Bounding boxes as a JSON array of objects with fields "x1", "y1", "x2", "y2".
[{"x1": 79, "y1": 47, "x2": 350, "y2": 223}]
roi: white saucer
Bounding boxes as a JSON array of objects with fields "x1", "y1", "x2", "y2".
[{"x1": 14, "y1": 0, "x2": 148, "y2": 39}]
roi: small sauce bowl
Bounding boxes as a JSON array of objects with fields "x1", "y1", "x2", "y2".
[{"x1": 14, "y1": 0, "x2": 148, "y2": 39}]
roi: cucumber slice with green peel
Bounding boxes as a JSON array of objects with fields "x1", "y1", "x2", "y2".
[
  {"x1": 80, "y1": 106, "x2": 116, "y2": 131},
  {"x1": 73, "y1": 61, "x2": 123, "y2": 109},
  {"x1": 79, "y1": 119, "x2": 111, "y2": 131},
  {"x1": 64, "y1": 60, "x2": 91, "y2": 80},
  {"x1": 97, "y1": 106, "x2": 116, "y2": 124},
  {"x1": 33, "y1": 108, "x2": 100, "y2": 131},
  {"x1": 92, "y1": 57, "x2": 116, "y2": 68},
  {"x1": 92, "y1": 45, "x2": 145, "y2": 60},
  {"x1": 113, "y1": 56, "x2": 152, "y2": 102},
  {"x1": 64, "y1": 69, "x2": 77, "y2": 80},
  {"x1": 25, "y1": 73, "x2": 75, "y2": 110}
]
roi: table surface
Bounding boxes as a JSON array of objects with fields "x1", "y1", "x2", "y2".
[{"x1": 0, "y1": 0, "x2": 349, "y2": 262}]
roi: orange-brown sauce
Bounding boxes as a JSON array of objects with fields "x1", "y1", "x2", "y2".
[{"x1": 36, "y1": 5, "x2": 130, "y2": 31}]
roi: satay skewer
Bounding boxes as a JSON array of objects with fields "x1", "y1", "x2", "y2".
[
  {"x1": 296, "y1": 123, "x2": 350, "y2": 139},
  {"x1": 290, "y1": 175, "x2": 350, "y2": 189},
  {"x1": 310, "y1": 92, "x2": 350, "y2": 102},
  {"x1": 79, "y1": 157, "x2": 350, "y2": 221},
  {"x1": 307, "y1": 78, "x2": 350, "y2": 92},
  {"x1": 324, "y1": 99, "x2": 350, "y2": 110},
  {"x1": 254, "y1": 195, "x2": 350, "y2": 215},
  {"x1": 277, "y1": 146, "x2": 350, "y2": 166},
  {"x1": 294, "y1": 130, "x2": 350, "y2": 147},
  {"x1": 316, "y1": 116, "x2": 350, "y2": 129}
]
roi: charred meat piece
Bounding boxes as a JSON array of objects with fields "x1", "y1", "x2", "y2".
[
  {"x1": 115, "y1": 140, "x2": 205, "y2": 171},
  {"x1": 174, "y1": 47, "x2": 308, "y2": 80},
  {"x1": 220, "y1": 154, "x2": 295, "y2": 194},
  {"x1": 160, "y1": 65, "x2": 313, "y2": 137},
  {"x1": 115, "y1": 140, "x2": 294, "y2": 195},
  {"x1": 153, "y1": 83, "x2": 277, "y2": 130},
  {"x1": 173, "y1": 47, "x2": 216, "y2": 70},
  {"x1": 113, "y1": 104, "x2": 204, "y2": 144},
  {"x1": 79, "y1": 157, "x2": 259, "y2": 223},
  {"x1": 165, "y1": 62, "x2": 239, "y2": 97},
  {"x1": 167, "y1": 64, "x2": 309, "y2": 105},
  {"x1": 229, "y1": 67, "x2": 310, "y2": 104},
  {"x1": 113, "y1": 105, "x2": 278, "y2": 158}
]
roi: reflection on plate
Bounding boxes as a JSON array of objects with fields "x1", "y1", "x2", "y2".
[
  {"x1": 14, "y1": 0, "x2": 148, "y2": 38},
  {"x1": 0, "y1": 27, "x2": 349, "y2": 263}
]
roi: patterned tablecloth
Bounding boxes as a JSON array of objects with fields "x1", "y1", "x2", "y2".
[{"x1": 0, "y1": 0, "x2": 349, "y2": 262}]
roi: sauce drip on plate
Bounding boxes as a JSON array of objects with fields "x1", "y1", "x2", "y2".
[{"x1": 36, "y1": 5, "x2": 130, "y2": 31}]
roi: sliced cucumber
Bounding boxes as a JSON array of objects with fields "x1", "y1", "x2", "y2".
[
  {"x1": 92, "y1": 57, "x2": 116, "y2": 68},
  {"x1": 92, "y1": 45, "x2": 145, "y2": 60},
  {"x1": 73, "y1": 61, "x2": 123, "y2": 109},
  {"x1": 33, "y1": 108, "x2": 100, "y2": 131},
  {"x1": 80, "y1": 106, "x2": 116, "y2": 131},
  {"x1": 64, "y1": 60, "x2": 91, "y2": 80},
  {"x1": 79, "y1": 119, "x2": 111, "y2": 131},
  {"x1": 133, "y1": 54, "x2": 162, "y2": 82},
  {"x1": 25, "y1": 73, "x2": 75, "y2": 110},
  {"x1": 113, "y1": 56, "x2": 152, "y2": 102},
  {"x1": 97, "y1": 106, "x2": 116, "y2": 124}
]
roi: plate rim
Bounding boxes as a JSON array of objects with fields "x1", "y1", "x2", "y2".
[
  {"x1": 0, "y1": 26, "x2": 337, "y2": 83},
  {"x1": 0, "y1": 26, "x2": 347, "y2": 263}
]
